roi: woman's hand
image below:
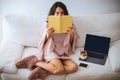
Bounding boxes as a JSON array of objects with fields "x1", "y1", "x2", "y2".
[
  {"x1": 67, "y1": 27, "x2": 75, "y2": 43},
  {"x1": 67, "y1": 27, "x2": 75, "y2": 35},
  {"x1": 47, "y1": 27, "x2": 55, "y2": 38}
]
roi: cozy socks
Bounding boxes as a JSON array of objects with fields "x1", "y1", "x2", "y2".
[
  {"x1": 16, "y1": 55, "x2": 38, "y2": 70},
  {"x1": 28, "y1": 67, "x2": 48, "y2": 80},
  {"x1": 16, "y1": 55, "x2": 48, "y2": 80}
]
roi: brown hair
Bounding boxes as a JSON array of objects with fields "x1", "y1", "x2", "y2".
[{"x1": 48, "y1": 1, "x2": 69, "y2": 16}]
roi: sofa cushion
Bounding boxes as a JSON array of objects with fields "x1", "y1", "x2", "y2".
[
  {"x1": 3, "y1": 13, "x2": 120, "y2": 47},
  {"x1": 109, "y1": 40, "x2": 120, "y2": 72},
  {"x1": 0, "y1": 40, "x2": 24, "y2": 73},
  {"x1": 73, "y1": 13, "x2": 120, "y2": 47},
  {"x1": 67, "y1": 48, "x2": 120, "y2": 80},
  {"x1": 1, "y1": 69, "x2": 66, "y2": 80},
  {"x1": 22, "y1": 47, "x2": 41, "y2": 60},
  {"x1": 3, "y1": 15, "x2": 46, "y2": 47}
]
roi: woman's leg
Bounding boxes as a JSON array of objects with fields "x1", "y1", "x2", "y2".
[
  {"x1": 62, "y1": 59, "x2": 78, "y2": 74},
  {"x1": 35, "y1": 58, "x2": 65, "y2": 75}
]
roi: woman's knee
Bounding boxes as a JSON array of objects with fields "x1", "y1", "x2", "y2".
[
  {"x1": 50, "y1": 58, "x2": 65, "y2": 74},
  {"x1": 71, "y1": 63, "x2": 78, "y2": 72},
  {"x1": 64, "y1": 59, "x2": 78, "y2": 73},
  {"x1": 53, "y1": 66, "x2": 65, "y2": 74},
  {"x1": 66, "y1": 63, "x2": 78, "y2": 73}
]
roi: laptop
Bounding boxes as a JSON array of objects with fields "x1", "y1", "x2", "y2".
[{"x1": 84, "y1": 34, "x2": 111, "y2": 65}]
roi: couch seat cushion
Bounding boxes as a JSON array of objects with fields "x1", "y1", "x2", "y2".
[
  {"x1": 1, "y1": 69, "x2": 65, "y2": 80},
  {"x1": 67, "y1": 48, "x2": 120, "y2": 80},
  {"x1": 109, "y1": 40, "x2": 120, "y2": 72},
  {"x1": 0, "y1": 40, "x2": 24, "y2": 73}
]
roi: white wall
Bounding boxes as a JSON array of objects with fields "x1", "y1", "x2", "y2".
[
  {"x1": 0, "y1": 0, "x2": 3, "y2": 44},
  {"x1": 1, "y1": 0, "x2": 120, "y2": 16}
]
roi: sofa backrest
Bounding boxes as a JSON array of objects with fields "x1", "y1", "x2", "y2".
[
  {"x1": 2, "y1": 13, "x2": 120, "y2": 47},
  {"x1": 73, "y1": 13, "x2": 120, "y2": 47},
  {"x1": 3, "y1": 15, "x2": 46, "y2": 47}
]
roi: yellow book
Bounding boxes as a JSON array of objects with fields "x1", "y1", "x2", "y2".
[{"x1": 48, "y1": 16, "x2": 72, "y2": 33}]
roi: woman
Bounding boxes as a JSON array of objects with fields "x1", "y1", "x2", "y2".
[{"x1": 16, "y1": 1, "x2": 79, "y2": 80}]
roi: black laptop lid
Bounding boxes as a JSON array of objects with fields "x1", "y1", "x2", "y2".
[{"x1": 84, "y1": 34, "x2": 111, "y2": 54}]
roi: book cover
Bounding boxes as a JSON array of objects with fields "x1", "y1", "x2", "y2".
[{"x1": 48, "y1": 16, "x2": 72, "y2": 33}]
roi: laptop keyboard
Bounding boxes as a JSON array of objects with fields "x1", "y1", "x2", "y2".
[{"x1": 87, "y1": 51, "x2": 105, "y2": 59}]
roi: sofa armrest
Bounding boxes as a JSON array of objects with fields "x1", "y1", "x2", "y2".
[
  {"x1": 109, "y1": 40, "x2": 120, "y2": 72},
  {"x1": 0, "y1": 40, "x2": 24, "y2": 73}
]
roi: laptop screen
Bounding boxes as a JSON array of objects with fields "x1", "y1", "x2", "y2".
[{"x1": 84, "y1": 34, "x2": 111, "y2": 54}]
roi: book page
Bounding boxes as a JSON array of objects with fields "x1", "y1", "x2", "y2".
[
  {"x1": 48, "y1": 16, "x2": 72, "y2": 33},
  {"x1": 61, "y1": 16, "x2": 72, "y2": 33},
  {"x1": 48, "y1": 16, "x2": 61, "y2": 33}
]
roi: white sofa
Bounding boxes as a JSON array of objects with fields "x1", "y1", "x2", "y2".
[{"x1": 0, "y1": 12, "x2": 120, "y2": 80}]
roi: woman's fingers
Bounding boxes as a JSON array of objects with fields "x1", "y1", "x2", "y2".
[
  {"x1": 48, "y1": 27, "x2": 55, "y2": 33},
  {"x1": 47, "y1": 27, "x2": 55, "y2": 38},
  {"x1": 67, "y1": 27, "x2": 74, "y2": 33}
]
